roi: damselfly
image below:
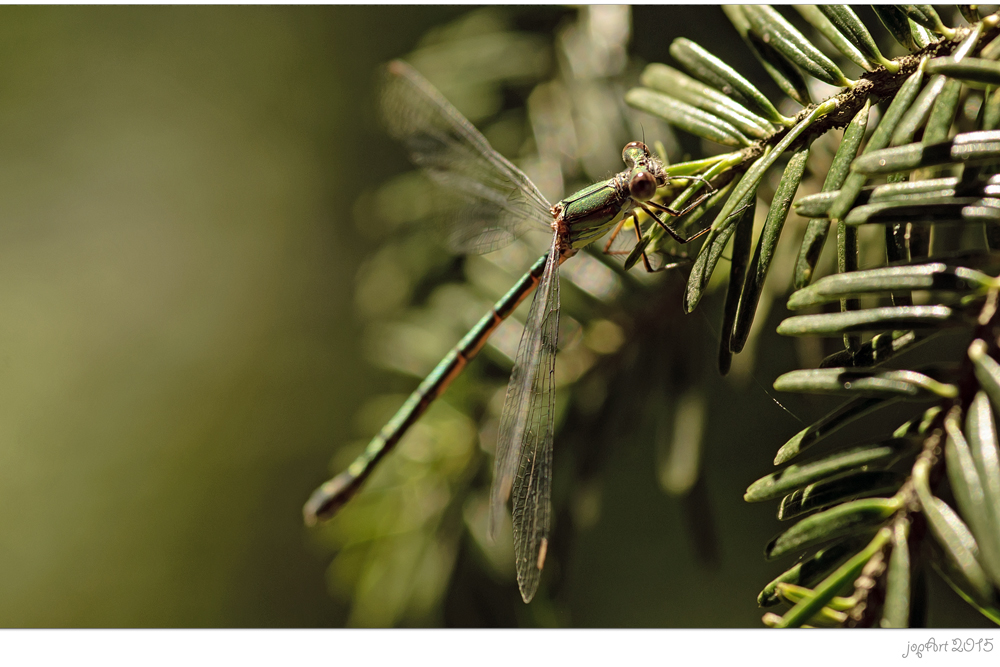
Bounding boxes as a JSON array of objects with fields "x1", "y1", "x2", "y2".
[{"x1": 304, "y1": 60, "x2": 716, "y2": 603}]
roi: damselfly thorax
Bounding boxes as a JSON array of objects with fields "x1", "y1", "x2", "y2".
[{"x1": 554, "y1": 141, "x2": 671, "y2": 253}]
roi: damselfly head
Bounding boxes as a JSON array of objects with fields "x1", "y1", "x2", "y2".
[
  {"x1": 622, "y1": 141, "x2": 666, "y2": 202},
  {"x1": 621, "y1": 141, "x2": 650, "y2": 168}
]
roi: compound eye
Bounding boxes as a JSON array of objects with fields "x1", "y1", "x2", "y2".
[
  {"x1": 629, "y1": 170, "x2": 657, "y2": 201},
  {"x1": 622, "y1": 141, "x2": 649, "y2": 168}
]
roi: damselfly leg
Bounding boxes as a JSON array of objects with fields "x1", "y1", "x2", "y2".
[{"x1": 602, "y1": 174, "x2": 718, "y2": 273}]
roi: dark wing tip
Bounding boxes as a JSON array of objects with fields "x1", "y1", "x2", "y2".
[{"x1": 302, "y1": 472, "x2": 358, "y2": 526}]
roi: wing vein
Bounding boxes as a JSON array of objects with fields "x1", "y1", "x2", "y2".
[
  {"x1": 490, "y1": 236, "x2": 560, "y2": 603},
  {"x1": 381, "y1": 61, "x2": 553, "y2": 254}
]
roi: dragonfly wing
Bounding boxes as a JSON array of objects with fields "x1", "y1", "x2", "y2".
[
  {"x1": 489, "y1": 239, "x2": 560, "y2": 603},
  {"x1": 381, "y1": 60, "x2": 554, "y2": 255}
]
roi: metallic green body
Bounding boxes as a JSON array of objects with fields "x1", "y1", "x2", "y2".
[
  {"x1": 558, "y1": 177, "x2": 631, "y2": 249},
  {"x1": 556, "y1": 142, "x2": 660, "y2": 249}
]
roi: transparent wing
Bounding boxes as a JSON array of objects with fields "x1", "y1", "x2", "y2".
[
  {"x1": 604, "y1": 215, "x2": 639, "y2": 256},
  {"x1": 381, "y1": 60, "x2": 554, "y2": 254},
  {"x1": 489, "y1": 239, "x2": 560, "y2": 603}
]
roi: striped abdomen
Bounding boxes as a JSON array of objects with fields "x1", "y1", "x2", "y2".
[{"x1": 303, "y1": 251, "x2": 552, "y2": 524}]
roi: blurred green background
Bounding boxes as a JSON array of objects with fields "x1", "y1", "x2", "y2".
[
  {"x1": 0, "y1": 5, "x2": 990, "y2": 628},
  {"x1": 0, "y1": 4, "x2": 472, "y2": 626}
]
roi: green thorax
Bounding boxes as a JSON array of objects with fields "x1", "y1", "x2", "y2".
[{"x1": 556, "y1": 174, "x2": 631, "y2": 249}]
